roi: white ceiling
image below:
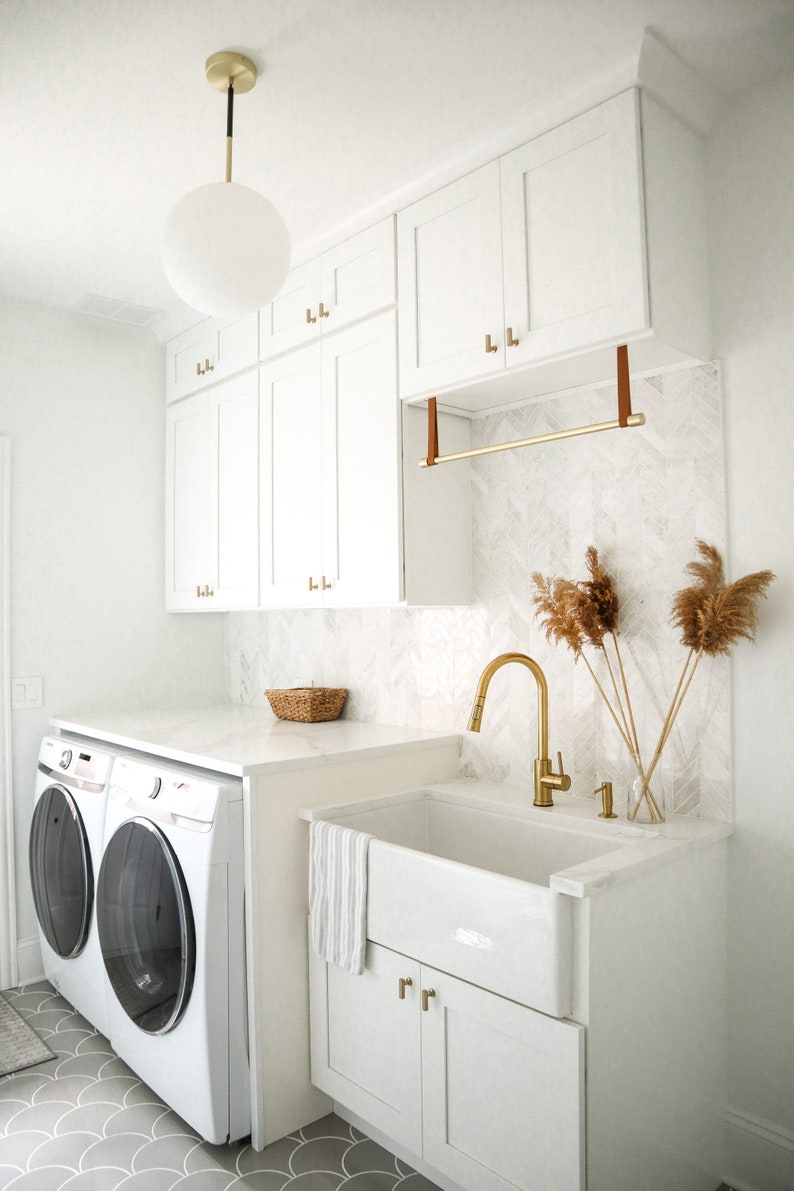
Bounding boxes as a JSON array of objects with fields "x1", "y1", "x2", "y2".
[{"x1": 3, "y1": 0, "x2": 794, "y2": 331}]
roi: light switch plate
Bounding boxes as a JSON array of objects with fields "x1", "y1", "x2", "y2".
[{"x1": 11, "y1": 676, "x2": 43, "y2": 709}]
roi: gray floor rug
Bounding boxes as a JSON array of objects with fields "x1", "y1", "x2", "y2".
[{"x1": 0, "y1": 990, "x2": 55, "y2": 1076}]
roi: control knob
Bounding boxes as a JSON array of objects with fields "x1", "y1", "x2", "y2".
[{"x1": 59, "y1": 749, "x2": 72, "y2": 769}]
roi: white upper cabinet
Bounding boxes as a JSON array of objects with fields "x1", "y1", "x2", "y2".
[
  {"x1": 259, "y1": 217, "x2": 396, "y2": 360},
  {"x1": 499, "y1": 89, "x2": 647, "y2": 368},
  {"x1": 259, "y1": 312, "x2": 402, "y2": 607},
  {"x1": 396, "y1": 163, "x2": 504, "y2": 397},
  {"x1": 398, "y1": 88, "x2": 710, "y2": 412},
  {"x1": 166, "y1": 371, "x2": 259, "y2": 611},
  {"x1": 165, "y1": 312, "x2": 259, "y2": 404}
]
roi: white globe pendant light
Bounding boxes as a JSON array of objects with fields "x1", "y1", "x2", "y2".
[{"x1": 162, "y1": 52, "x2": 290, "y2": 318}]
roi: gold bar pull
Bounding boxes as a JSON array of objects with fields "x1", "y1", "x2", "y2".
[
  {"x1": 306, "y1": 308, "x2": 317, "y2": 324},
  {"x1": 318, "y1": 302, "x2": 330, "y2": 319},
  {"x1": 506, "y1": 326, "x2": 519, "y2": 347},
  {"x1": 196, "y1": 585, "x2": 202, "y2": 598},
  {"x1": 205, "y1": 358, "x2": 214, "y2": 373},
  {"x1": 308, "y1": 576, "x2": 319, "y2": 592},
  {"x1": 321, "y1": 576, "x2": 332, "y2": 590},
  {"x1": 196, "y1": 362, "x2": 204, "y2": 376},
  {"x1": 203, "y1": 584, "x2": 214, "y2": 597},
  {"x1": 421, "y1": 988, "x2": 435, "y2": 1012},
  {"x1": 398, "y1": 977, "x2": 413, "y2": 1000},
  {"x1": 484, "y1": 333, "x2": 498, "y2": 354}
]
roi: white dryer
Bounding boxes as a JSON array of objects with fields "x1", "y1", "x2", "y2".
[
  {"x1": 29, "y1": 735, "x2": 120, "y2": 1036},
  {"x1": 96, "y1": 754, "x2": 250, "y2": 1145}
]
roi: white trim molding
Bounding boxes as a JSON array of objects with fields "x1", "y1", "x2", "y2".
[
  {"x1": 725, "y1": 1106, "x2": 794, "y2": 1191},
  {"x1": 0, "y1": 437, "x2": 15, "y2": 990}
]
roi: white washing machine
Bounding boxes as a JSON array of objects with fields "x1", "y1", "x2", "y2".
[
  {"x1": 96, "y1": 754, "x2": 250, "y2": 1145},
  {"x1": 29, "y1": 735, "x2": 121, "y2": 1037}
]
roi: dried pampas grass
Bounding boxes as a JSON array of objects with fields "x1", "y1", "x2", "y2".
[{"x1": 531, "y1": 541, "x2": 775, "y2": 822}]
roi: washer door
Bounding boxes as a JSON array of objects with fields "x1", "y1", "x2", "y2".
[
  {"x1": 29, "y1": 784, "x2": 92, "y2": 959},
  {"x1": 97, "y1": 818, "x2": 196, "y2": 1035}
]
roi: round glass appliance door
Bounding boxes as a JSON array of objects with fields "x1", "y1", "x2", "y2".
[
  {"x1": 29, "y1": 784, "x2": 92, "y2": 959},
  {"x1": 97, "y1": 818, "x2": 195, "y2": 1035}
]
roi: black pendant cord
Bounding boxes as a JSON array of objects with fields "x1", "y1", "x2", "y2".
[{"x1": 225, "y1": 82, "x2": 234, "y2": 182}]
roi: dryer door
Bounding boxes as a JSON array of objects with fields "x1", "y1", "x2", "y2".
[
  {"x1": 97, "y1": 818, "x2": 196, "y2": 1035},
  {"x1": 29, "y1": 784, "x2": 93, "y2": 959}
]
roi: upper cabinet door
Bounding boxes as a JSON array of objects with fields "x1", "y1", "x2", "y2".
[
  {"x1": 166, "y1": 393, "x2": 210, "y2": 610},
  {"x1": 320, "y1": 312, "x2": 401, "y2": 606},
  {"x1": 165, "y1": 313, "x2": 259, "y2": 403},
  {"x1": 259, "y1": 344, "x2": 324, "y2": 607},
  {"x1": 397, "y1": 164, "x2": 504, "y2": 398},
  {"x1": 207, "y1": 372, "x2": 260, "y2": 609},
  {"x1": 259, "y1": 258, "x2": 323, "y2": 361},
  {"x1": 318, "y1": 217, "x2": 395, "y2": 336},
  {"x1": 260, "y1": 218, "x2": 396, "y2": 362},
  {"x1": 500, "y1": 89, "x2": 647, "y2": 368}
]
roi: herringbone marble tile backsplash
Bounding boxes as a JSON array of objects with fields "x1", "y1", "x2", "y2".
[{"x1": 227, "y1": 362, "x2": 729, "y2": 819}]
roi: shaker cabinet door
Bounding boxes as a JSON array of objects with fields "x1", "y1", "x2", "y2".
[
  {"x1": 309, "y1": 943, "x2": 422, "y2": 1153},
  {"x1": 397, "y1": 162, "x2": 504, "y2": 399},
  {"x1": 421, "y1": 967, "x2": 585, "y2": 1191},
  {"x1": 500, "y1": 88, "x2": 648, "y2": 368},
  {"x1": 259, "y1": 345, "x2": 324, "y2": 606}
]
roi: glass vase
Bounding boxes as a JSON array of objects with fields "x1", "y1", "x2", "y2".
[{"x1": 626, "y1": 753, "x2": 664, "y2": 824}]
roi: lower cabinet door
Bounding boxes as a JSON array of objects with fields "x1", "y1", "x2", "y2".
[
  {"x1": 421, "y1": 967, "x2": 585, "y2": 1191},
  {"x1": 309, "y1": 943, "x2": 422, "y2": 1153}
]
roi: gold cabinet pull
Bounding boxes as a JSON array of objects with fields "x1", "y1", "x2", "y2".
[
  {"x1": 318, "y1": 302, "x2": 330, "y2": 319},
  {"x1": 196, "y1": 362, "x2": 204, "y2": 376},
  {"x1": 506, "y1": 327, "x2": 519, "y2": 347},
  {"x1": 484, "y1": 334, "x2": 498, "y2": 354},
  {"x1": 398, "y1": 977, "x2": 413, "y2": 1000},
  {"x1": 421, "y1": 988, "x2": 436, "y2": 1012},
  {"x1": 205, "y1": 358, "x2": 214, "y2": 372},
  {"x1": 196, "y1": 585, "x2": 202, "y2": 598},
  {"x1": 308, "y1": 576, "x2": 319, "y2": 592},
  {"x1": 203, "y1": 584, "x2": 214, "y2": 597},
  {"x1": 321, "y1": 575, "x2": 332, "y2": 590},
  {"x1": 306, "y1": 308, "x2": 317, "y2": 324}
]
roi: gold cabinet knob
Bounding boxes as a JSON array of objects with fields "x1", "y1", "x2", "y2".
[
  {"x1": 506, "y1": 326, "x2": 519, "y2": 347},
  {"x1": 321, "y1": 575, "x2": 332, "y2": 590},
  {"x1": 306, "y1": 308, "x2": 317, "y2": 324},
  {"x1": 308, "y1": 576, "x2": 319, "y2": 592},
  {"x1": 398, "y1": 977, "x2": 413, "y2": 1000},
  {"x1": 421, "y1": 988, "x2": 436, "y2": 1012},
  {"x1": 484, "y1": 333, "x2": 498, "y2": 354},
  {"x1": 318, "y1": 302, "x2": 330, "y2": 319}
]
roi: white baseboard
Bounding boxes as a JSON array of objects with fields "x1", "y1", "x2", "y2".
[
  {"x1": 725, "y1": 1106, "x2": 794, "y2": 1191},
  {"x1": 16, "y1": 936, "x2": 44, "y2": 986}
]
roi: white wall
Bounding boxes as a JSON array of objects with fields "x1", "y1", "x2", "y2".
[
  {"x1": 0, "y1": 297, "x2": 226, "y2": 971},
  {"x1": 707, "y1": 69, "x2": 794, "y2": 1190}
]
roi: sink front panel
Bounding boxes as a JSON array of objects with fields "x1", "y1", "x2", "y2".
[{"x1": 365, "y1": 838, "x2": 574, "y2": 1015}]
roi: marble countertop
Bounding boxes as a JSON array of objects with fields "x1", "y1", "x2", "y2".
[{"x1": 51, "y1": 706, "x2": 460, "y2": 778}]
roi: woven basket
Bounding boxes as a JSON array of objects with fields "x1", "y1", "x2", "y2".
[{"x1": 265, "y1": 687, "x2": 347, "y2": 723}]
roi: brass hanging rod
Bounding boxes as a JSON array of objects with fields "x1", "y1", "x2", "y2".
[{"x1": 420, "y1": 344, "x2": 644, "y2": 468}]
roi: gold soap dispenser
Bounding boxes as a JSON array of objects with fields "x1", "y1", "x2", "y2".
[{"x1": 593, "y1": 781, "x2": 617, "y2": 819}]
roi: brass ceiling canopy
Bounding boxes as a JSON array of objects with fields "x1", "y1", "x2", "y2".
[{"x1": 204, "y1": 51, "x2": 258, "y2": 95}]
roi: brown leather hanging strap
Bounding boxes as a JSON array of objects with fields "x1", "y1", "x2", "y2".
[
  {"x1": 617, "y1": 344, "x2": 631, "y2": 427},
  {"x1": 426, "y1": 397, "x2": 439, "y2": 466}
]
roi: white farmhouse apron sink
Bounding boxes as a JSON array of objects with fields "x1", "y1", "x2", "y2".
[{"x1": 310, "y1": 783, "x2": 651, "y2": 1017}]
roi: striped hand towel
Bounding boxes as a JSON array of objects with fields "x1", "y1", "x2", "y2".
[{"x1": 309, "y1": 819, "x2": 373, "y2": 975}]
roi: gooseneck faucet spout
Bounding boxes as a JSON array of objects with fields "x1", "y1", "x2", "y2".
[{"x1": 467, "y1": 651, "x2": 571, "y2": 807}]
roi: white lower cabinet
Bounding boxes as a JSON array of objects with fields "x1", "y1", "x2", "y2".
[
  {"x1": 310, "y1": 941, "x2": 584, "y2": 1191},
  {"x1": 165, "y1": 371, "x2": 259, "y2": 610}
]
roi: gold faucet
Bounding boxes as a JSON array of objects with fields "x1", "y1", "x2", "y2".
[{"x1": 467, "y1": 652, "x2": 571, "y2": 807}]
